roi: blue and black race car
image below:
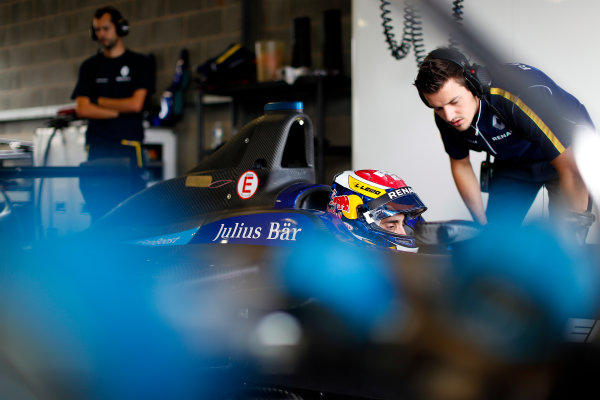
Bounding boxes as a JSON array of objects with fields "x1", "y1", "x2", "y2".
[
  {"x1": 84, "y1": 101, "x2": 477, "y2": 255},
  {"x1": 1, "y1": 102, "x2": 598, "y2": 400}
]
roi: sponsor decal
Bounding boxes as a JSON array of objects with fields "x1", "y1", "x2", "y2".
[
  {"x1": 509, "y1": 63, "x2": 532, "y2": 71},
  {"x1": 329, "y1": 192, "x2": 350, "y2": 213},
  {"x1": 191, "y1": 213, "x2": 316, "y2": 245},
  {"x1": 185, "y1": 175, "x2": 234, "y2": 188},
  {"x1": 185, "y1": 175, "x2": 213, "y2": 187},
  {"x1": 210, "y1": 179, "x2": 234, "y2": 188},
  {"x1": 237, "y1": 170, "x2": 259, "y2": 199},
  {"x1": 132, "y1": 227, "x2": 198, "y2": 246},
  {"x1": 348, "y1": 176, "x2": 384, "y2": 197},
  {"x1": 387, "y1": 186, "x2": 415, "y2": 200},
  {"x1": 328, "y1": 190, "x2": 362, "y2": 220}
]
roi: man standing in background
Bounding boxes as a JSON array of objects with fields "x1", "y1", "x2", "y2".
[{"x1": 72, "y1": 6, "x2": 154, "y2": 220}]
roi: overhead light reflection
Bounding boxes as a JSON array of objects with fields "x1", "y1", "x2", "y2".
[
  {"x1": 573, "y1": 127, "x2": 600, "y2": 202},
  {"x1": 254, "y1": 312, "x2": 302, "y2": 347}
]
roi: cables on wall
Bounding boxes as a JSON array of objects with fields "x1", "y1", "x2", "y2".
[
  {"x1": 380, "y1": 0, "x2": 425, "y2": 66},
  {"x1": 380, "y1": 0, "x2": 466, "y2": 67},
  {"x1": 449, "y1": 0, "x2": 464, "y2": 49}
]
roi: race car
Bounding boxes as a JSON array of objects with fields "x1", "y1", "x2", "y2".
[
  {"x1": 1, "y1": 102, "x2": 597, "y2": 400},
  {"x1": 83, "y1": 101, "x2": 476, "y2": 254},
  {"x1": 77, "y1": 101, "x2": 599, "y2": 397}
]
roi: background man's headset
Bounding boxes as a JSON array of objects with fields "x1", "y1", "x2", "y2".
[
  {"x1": 90, "y1": 6, "x2": 130, "y2": 41},
  {"x1": 418, "y1": 47, "x2": 491, "y2": 107}
]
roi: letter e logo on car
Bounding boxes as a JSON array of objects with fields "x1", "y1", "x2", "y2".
[{"x1": 237, "y1": 170, "x2": 259, "y2": 199}]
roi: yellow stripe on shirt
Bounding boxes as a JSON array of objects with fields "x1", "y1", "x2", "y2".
[
  {"x1": 489, "y1": 87, "x2": 566, "y2": 153},
  {"x1": 121, "y1": 140, "x2": 143, "y2": 168}
]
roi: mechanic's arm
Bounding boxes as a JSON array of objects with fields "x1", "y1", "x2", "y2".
[
  {"x1": 97, "y1": 88, "x2": 148, "y2": 113},
  {"x1": 450, "y1": 156, "x2": 488, "y2": 225},
  {"x1": 75, "y1": 96, "x2": 119, "y2": 119},
  {"x1": 550, "y1": 147, "x2": 589, "y2": 212}
]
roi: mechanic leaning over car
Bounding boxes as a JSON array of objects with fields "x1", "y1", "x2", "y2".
[
  {"x1": 414, "y1": 47, "x2": 595, "y2": 228},
  {"x1": 72, "y1": 6, "x2": 154, "y2": 220}
]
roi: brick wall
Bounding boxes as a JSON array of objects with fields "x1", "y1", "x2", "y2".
[{"x1": 0, "y1": 0, "x2": 351, "y2": 176}]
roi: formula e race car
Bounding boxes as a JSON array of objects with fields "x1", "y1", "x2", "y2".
[
  {"x1": 83, "y1": 101, "x2": 476, "y2": 254},
  {"x1": 1, "y1": 102, "x2": 598, "y2": 400},
  {"x1": 74, "y1": 101, "x2": 599, "y2": 398}
]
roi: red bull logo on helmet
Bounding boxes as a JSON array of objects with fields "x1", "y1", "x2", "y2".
[
  {"x1": 328, "y1": 191, "x2": 363, "y2": 220},
  {"x1": 328, "y1": 189, "x2": 350, "y2": 213},
  {"x1": 329, "y1": 194, "x2": 351, "y2": 213}
]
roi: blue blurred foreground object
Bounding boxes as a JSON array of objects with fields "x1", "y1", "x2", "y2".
[
  {"x1": 0, "y1": 240, "x2": 237, "y2": 400},
  {"x1": 273, "y1": 234, "x2": 402, "y2": 338},
  {"x1": 448, "y1": 222, "x2": 600, "y2": 362}
]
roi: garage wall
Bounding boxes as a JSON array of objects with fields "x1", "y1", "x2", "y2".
[
  {"x1": 352, "y1": 0, "x2": 600, "y2": 224},
  {"x1": 0, "y1": 0, "x2": 351, "y2": 174}
]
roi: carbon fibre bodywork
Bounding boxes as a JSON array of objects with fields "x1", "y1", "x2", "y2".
[{"x1": 83, "y1": 102, "x2": 356, "y2": 248}]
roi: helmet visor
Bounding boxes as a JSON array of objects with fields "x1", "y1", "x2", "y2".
[
  {"x1": 365, "y1": 187, "x2": 427, "y2": 221},
  {"x1": 369, "y1": 200, "x2": 423, "y2": 221}
]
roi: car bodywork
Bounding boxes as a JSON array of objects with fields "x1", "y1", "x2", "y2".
[
  {"x1": 1, "y1": 103, "x2": 598, "y2": 400},
  {"x1": 84, "y1": 102, "x2": 358, "y2": 250}
]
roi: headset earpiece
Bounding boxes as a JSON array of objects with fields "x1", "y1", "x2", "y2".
[
  {"x1": 420, "y1": 47, "x2": 491, "y2": 107},
  {"x1": 464, "y1": 63, "x2": 491, "y2": 98},
  {"x1": 90, "y1": 8, "x2": 129, "y2": 41},
  {"x1": 116, "y1": 18, "x2": 130, "y2": 37}
]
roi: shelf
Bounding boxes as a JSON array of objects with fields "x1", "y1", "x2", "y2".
[
  {"x1": 196, "y1": 75, "x2": 351, "y2": 183},
  {"x1": 200, "y1": 76, "x2": 350, "y2": 107},
  {"x1": 203, "y1": 94, "x2": 233, "y2": 104}
]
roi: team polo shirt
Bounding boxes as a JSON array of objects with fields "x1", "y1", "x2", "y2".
[
  {"x1": 71, "y1": 50, "x2": 154, "y2": 142},
  {"x1": 437, "y1": 63, "x2": 594, "y2": 162}
]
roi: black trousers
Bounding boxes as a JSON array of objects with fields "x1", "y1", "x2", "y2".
[{"x1": 79, "y1": 138, "x2": 146, "y2": 221}]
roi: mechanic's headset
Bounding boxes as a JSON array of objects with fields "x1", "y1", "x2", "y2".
[
  {"x1": 90, "y1": 7, "x2": 129, "y2": 41},
  {"x1": 419, "y1": 48, "x2": 492, "y2": 107}
]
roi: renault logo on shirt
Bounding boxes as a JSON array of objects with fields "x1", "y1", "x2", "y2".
[
  {"x1": 492, "y1": 115, "x2": 505, "y2": 130},
  {"x1": 492, "y1": 131, "x2": 512, "y2": 141},
  {"x1": 116, "y1": 65, "x2": 131, "y2": 82},
  {"x1": 490, "y1": 115, "x2": 512, "y2": 141}
]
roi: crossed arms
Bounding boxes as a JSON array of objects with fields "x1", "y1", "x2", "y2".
[{"x1": 75, "y1": 88, "x2": 148, "y2": 119}]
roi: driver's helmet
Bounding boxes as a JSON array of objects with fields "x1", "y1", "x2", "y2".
[{"x1": 327, "y1": 169, "x2": 427, "y2": 252}]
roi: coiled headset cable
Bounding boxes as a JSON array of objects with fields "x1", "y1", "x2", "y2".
[
  {"x1": 380, "y1": 0, "x2": 466, "y2": 67},
  {"x1": 380, "y1": 0, "x2": 425, "y2": 66},
  {"x1": 449, "y1": 0, "x2": 464, "y2": 48}
]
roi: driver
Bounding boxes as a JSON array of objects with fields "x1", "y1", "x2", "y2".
[{"x1": 327, "y1": 169, "x2": 427, "y2": 252}]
